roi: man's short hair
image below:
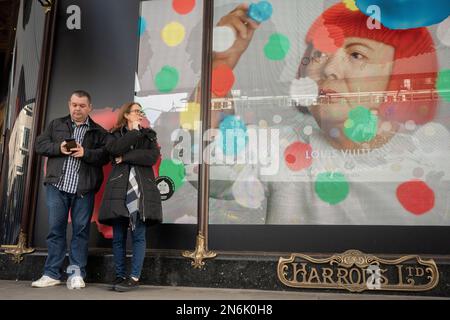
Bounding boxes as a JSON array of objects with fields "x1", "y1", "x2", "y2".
[{"x1": 71, "y1": 90, "x2": 91, "y2": 104}]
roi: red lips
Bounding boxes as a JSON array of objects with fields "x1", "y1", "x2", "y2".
[
  {"x1": 319, "y1": 88, "x2": 338, "y2": 95},
  {"x1": 318, "y1": 88, "x2": 342, "y2": 104}
]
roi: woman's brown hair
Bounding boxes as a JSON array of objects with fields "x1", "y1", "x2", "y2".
[{"x1": 112, "y1": 102, "x2": 143, "y2": 132}]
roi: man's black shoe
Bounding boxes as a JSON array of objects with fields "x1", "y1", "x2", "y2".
[{"x1": 114, "y1": 278, "x2": 139, "y2": 292}]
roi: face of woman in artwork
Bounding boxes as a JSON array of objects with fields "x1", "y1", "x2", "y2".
[{"x1": 304, "y1": 37, "x2": 395, "y2": 147}]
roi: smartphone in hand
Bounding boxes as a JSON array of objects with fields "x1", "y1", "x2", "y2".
[{"x1": 65, "y1": 138, "x2": 77, "y2": 152}]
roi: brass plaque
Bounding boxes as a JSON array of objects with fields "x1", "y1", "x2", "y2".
[{"x1": 278, "y1": 250, "x2": 439, "y2": 293}]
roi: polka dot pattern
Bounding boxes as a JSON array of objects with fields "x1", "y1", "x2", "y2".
[
  {"x1": 172, "y1": 0, "x2": 196, "y2": 15},
  {"x1": 212, "y1": 64, "x2": 235, "y2": 97},
  {"x1": 284, "y1": 142, "x2": 313, "y2": 171},
  {"x1": 396, "y1": 180, "x2": 435, "y2": 215},
  {"x1": 155, "y1": 66, "x2": 179, "y2": 93},
  {"x1": 315, "y1": 172, "x2": 350, "y2": 205},
  {"x1": 264, "y1": 33, "x2": 290, "y2": 60},
  {"x1": 161, "y1": 22, "x2": 185, "y2": 47}
]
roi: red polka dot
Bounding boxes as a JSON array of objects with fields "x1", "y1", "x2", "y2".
[
  {"x1": 311, "y1": 19, "x2": 344, "y2": 54},
  {"x1": 212, "y1": 64, "x2": 235, "y2": 97},
  {"x1": 172, "y1": 0, "x2": 196, "y2": 15},
  {"x1": 284, "y1": 142, "x2": 313, "y2": 171},
  {"x1": 396, "y1": 180, "x2": 435, "y2": 215},
  {"x1": 286, "y1": 154, "x2": 296, "y2": 164}
]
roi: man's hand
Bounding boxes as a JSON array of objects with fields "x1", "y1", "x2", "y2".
[
  {"x1": 115, "y1": 156, "x2": 123, "y2": 164},
  {"x1": 70, "y1": 143, "x2": 84, "y2": 158},
  {"x1": 60, "y1": 141, "x2": 72, "y2": 155}
]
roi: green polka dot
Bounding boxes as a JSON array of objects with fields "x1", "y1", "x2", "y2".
[
  {"x1": 264, "y1": 33, "x2": 290, "y2": 61},
  {"x1": 159, "y1": 159, "x2": 185, "y2": 190},
  {"x1": 315, "y1": 172, "x2": 349, "y2": 205},
  {"x1": 437, "y1": 69, "x2": 450, "y2": 102},
  {"x1": 344, "y1": 106, "x2": 378, "y2": 143},
  {"x1": 155, "y1": 66, "x2": 179, "y2": 93}
]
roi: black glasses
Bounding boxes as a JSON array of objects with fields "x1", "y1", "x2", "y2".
[{"x1": 128, "y1": 109, "x2": 145, "y2": 115}]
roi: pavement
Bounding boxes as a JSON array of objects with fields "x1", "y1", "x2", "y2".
[{"x1": 0, "y1": 280, "x2": 445, "y2": 300}]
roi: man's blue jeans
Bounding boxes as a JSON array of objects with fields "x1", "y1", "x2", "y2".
[
  {"x1": 112, "y1": 217, "x2": 146, "y2": 279},
  {"x1": 43, "y1": 184, "x2": 94, "y2": 280}
]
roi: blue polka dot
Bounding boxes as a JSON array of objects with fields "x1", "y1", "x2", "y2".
[
  {"x1": 248, "y1": 1, "x2": 273, "y2": 23},
  {"x1": 218, "y1": 115, "x2": 248, "y2": 156},
  {"x1": 138, "y1": 17, "x2": 147, "y2": 36}
]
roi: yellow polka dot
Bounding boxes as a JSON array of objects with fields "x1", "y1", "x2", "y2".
[
  {"x1": 161, "y1": 22, "x2": 185, "y2": 47},
  {"x1": 344, "y1": 119, "x2": 354, "y2": 129},
  {"x1": 391, "y1": 163, "x2": 401, "y2": 172},
  {"x1": 343, "y1": 0, "x2": 359, "y2": 11},
  {"x1": 181, "y1": 123, "x2": 192, "y2": 130},
  {"x1": 180, "y1": 102, "x2": 200, "y2": 130}
]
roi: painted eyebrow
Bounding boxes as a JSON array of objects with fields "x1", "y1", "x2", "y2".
[{"x1": 345, "y1": 42, "x2": 374, "y2": 51}]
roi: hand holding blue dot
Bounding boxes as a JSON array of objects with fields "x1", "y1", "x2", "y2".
[{"x1": 248, "y1": 1, "x2": 273, "y2": 23}]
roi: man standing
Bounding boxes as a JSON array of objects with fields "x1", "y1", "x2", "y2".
[{"x1": 32, "y1": 90, "x2": 108, "y2": 289}]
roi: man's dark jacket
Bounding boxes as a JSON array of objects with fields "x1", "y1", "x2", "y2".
[
  {"x1": 98, "y1": 127, "x2": 162, "y2": 226},
  {"x1": 35, "y1": 115, "x2": 109, "y2": 195}
]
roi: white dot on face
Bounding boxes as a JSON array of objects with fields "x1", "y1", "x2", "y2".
[
  {"x1": 289, "y1": 77, "x2": 318, "y2": 108},
  {"x1": 303, "y1": 125, "x2": 313, "y2": 136},
  {"x1": 437, "y1": 17, "x2": 450, "y2": 47},
  {"x1": 213, "y1": 26, "x2": 236, "y2": 53},
  {"x1": 380, "y1": 121, "x2": 392, "y2": 132},
  {"x1": 405, "y1": 120, "x2": 416, "y2": 131},
  {"x1": 273, "y1": 115, "x2": 282, "y2": 124}
]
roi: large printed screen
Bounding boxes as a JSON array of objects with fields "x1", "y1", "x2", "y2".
[{"x1": 135, "y1": 0, "x2": 450, "y2": 226}]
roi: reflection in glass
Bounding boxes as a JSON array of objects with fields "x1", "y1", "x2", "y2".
[{"x1": 1, "y1": 102, "x2": 34, "y2": 244}]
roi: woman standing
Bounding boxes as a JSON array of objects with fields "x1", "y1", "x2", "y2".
[{"x1": 99, "y1": 102, "x2": 162, "y2": 292}]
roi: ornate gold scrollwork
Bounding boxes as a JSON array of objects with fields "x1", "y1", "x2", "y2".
[
  {"x1": 182, "y1": 234, "x2": 217, "y2": 269},
  {"x1": 1, "y1": 231, "x2": 35, "y2": 263},
  {"x1": 278, "y1": 250, "x2": 439, "y2": 293}
]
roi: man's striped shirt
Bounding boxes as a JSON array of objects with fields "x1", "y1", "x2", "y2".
[{"x1": 53, "y1": 118, "x2": 89, "y2": 194}]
